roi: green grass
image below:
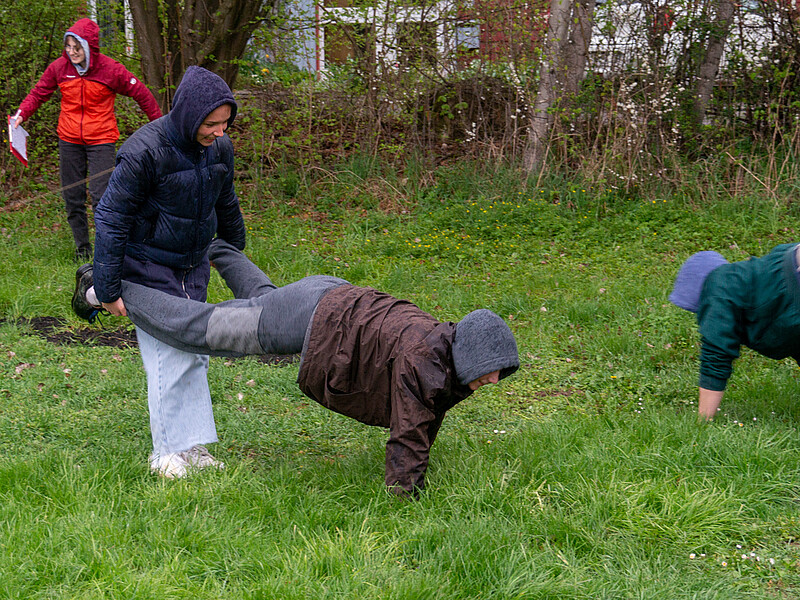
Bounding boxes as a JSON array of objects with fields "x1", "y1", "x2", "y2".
[{"x1": 2, "y1": 171, "x2": 800, "y2": 598}]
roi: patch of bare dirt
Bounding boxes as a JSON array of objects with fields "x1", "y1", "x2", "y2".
[
  {"x1": 6, "y1": 317, "x2": 297, "y2": 365},
  {"x1": 17, "y1": 316, "x2": 137, "y2": 347}
]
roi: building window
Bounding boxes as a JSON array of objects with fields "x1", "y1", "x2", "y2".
[
  {"x1": 324, "y1": 23, "x2": 374, "y2": 65},
  {"x1": 455, "y1": 21, "x2": 480, "y2": 52}
]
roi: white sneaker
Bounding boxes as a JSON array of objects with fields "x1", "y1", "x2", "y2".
[
  {"x1": 184, "y1": 445, "x2": 225, "y2": 470},
  {"x1": 149, "y1": 452, "x2": 191, "y2": 479},
  {"x1": 149, "y1": 446, "x2": 224, "y2": 479}
]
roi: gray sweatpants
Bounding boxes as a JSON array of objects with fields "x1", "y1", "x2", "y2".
[{"x1": 121, "y1": 240, "x2": 348, "y2": 357}]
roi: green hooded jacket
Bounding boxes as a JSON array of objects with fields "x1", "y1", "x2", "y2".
[{"x1": 697, "y1": 243, "x2": 800, "y2": 391}]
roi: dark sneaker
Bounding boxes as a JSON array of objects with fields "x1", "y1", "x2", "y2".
[{"x1": 71, "y1": 263, "x2": 103, "y2": 323}]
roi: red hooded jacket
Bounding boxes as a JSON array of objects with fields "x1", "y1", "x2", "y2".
[{"x1": 18, "y1": 18, "x2": 161, "y2": 145}]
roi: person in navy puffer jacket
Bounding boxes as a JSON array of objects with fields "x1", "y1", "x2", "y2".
[{"x1": 91, "y1": 66, "x2": 246, "y2": 479}]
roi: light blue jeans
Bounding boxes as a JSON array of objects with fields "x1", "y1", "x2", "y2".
[{"x1": 135, "y1": 327, "x2": 217, "y2": 456}]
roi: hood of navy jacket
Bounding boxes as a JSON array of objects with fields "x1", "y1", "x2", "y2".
[
  {"x1": 168, "y1": 65, "x2": 238, "y2": 152},
  {"x1": 64, "y1": 18, "x2": 99, "y2": 76}
]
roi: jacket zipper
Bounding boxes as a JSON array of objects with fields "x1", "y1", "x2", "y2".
[
  {"x1": 181, "y1": 270, "x2": 190, "y2": 299},
  {"x1": 79, "y1": 78, "x2": 86, "y2": 144}
]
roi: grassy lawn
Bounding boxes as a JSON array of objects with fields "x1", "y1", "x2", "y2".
[{"x1": 1, "y1": 169, "x2": 800, "y2": 598}]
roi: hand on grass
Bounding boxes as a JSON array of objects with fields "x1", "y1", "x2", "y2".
[{"x1": 698, "y1": 387, "x2": 724, "y2": 421}]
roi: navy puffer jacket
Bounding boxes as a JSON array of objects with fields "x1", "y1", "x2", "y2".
[{"x1": 93, "y1": 66, "x2": 245, "y2": 303}]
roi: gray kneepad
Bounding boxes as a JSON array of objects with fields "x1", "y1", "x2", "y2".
[{"x1": 206, "y1": 306, "x2": 265, "y2": 355}]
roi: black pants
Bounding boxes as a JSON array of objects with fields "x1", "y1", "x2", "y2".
[{"x1": 58, "y1": 140, "x2": 116, "y2": 255}]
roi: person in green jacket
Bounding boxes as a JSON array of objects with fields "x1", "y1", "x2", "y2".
[{"x1": 670, "y1": 243, "x2": 800, "y2": 420}]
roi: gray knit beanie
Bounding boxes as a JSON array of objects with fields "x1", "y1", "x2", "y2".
[
  {"x1": 669, "y1": 251, "x2": 728, "y2": 313},
  {"x1": 452, "y1": 309, "x2": 519, "y2": 385}
]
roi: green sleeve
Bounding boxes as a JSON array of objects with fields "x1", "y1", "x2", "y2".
[{"x1": 696, "y1": 267, "x2": 748, "y2": 391}]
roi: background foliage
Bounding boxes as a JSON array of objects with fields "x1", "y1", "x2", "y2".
[{"x1": 2, "y1": 0, "x2": 800, "y2": 199}]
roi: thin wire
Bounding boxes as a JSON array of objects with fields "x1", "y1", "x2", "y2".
[{"x1": 0, "y1": 165, "x2": 116, "y2": 213}]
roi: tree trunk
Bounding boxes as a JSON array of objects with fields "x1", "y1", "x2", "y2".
[
  {"x1": 563, "y1": 0, "x2": 596, "y2": 101},
  {"x1": 127, "y1": 0, "x2": 172, "y2": 109},
  {"x1": 129, "y1": 0, "x2": 277, "y2": 112},
  {"x1": 693, "y1": 0, "x2": 736, "y2": 126},
  {"x1": 524, "y1": 0, "x2": 573, "y2": 174}
]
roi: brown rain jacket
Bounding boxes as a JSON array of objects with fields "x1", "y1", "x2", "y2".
[{"x1": 297, "y1": 284, "x2": 473, "y2": 497}]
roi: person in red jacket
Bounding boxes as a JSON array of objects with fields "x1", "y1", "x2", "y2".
[{"x1": 13, "y1": 17, "x2": 162, "y2": 260}]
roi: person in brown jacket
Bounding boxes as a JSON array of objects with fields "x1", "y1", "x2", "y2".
[{"x1": 72, "y1": 239, "x2": 520, "y2": 497}]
